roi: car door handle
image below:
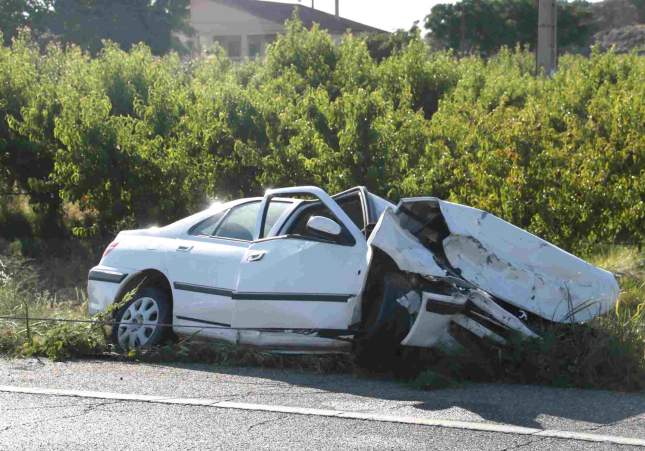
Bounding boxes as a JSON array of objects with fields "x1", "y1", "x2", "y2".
[
  {"x1": 247, "y1": 251, "x2": 266, "y2": 262},
  {"x1": 176, "y1": 245, "x2": 193, "y2": 252}
]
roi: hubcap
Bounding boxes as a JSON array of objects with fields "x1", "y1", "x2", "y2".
[{"x1": 117, "y1": 297, "x2": 160, "y2": 349}]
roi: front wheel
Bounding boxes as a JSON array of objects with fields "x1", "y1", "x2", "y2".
[
  {"x1": 353, "y1": 272, "x2": 413, "y2": 373},
  {"x1": 111, "y1": 286, "x2": 172, "y2": 350}
]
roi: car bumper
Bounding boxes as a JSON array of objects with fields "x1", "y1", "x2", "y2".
[{"x1": 87, "y1": 266, "x2": 128, "y2": 316}]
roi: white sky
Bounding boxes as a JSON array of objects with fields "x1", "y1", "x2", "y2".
[{"x1": 265, "y1": 0, "x2": 449, "y2": 32}]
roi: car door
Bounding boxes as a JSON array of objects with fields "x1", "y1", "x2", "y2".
[
  {"x1": 168, "y1": 200, "x2": 293, "y2": 332},
  {"x1": 167, "y1": 201, "x2": 260, "y2": 330},
  {"x1": 231, "y1": 187, "x2": 369, "y2": 330}
]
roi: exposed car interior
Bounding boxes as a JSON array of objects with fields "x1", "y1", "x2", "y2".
[
  {"x1": 280, "y1": 190, "x2": 368, "y2": 245},
  {"x1": 189, "y1": 188, "x2": 376, "y2": 245}
]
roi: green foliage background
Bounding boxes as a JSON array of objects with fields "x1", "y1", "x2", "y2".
[
  {"x1": 1, "y1": 19, "x2": 644, "y2": 254},
  {"x1": 424, "y1": 0, "x2": 593, "y2": 55}
]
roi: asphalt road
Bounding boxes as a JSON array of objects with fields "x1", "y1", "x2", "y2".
[{"x1": 0, "y1": 358, "x2": 643, "y2": 450}]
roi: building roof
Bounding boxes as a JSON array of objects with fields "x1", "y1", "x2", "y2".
[{"x1": 217, "y1": 0, "x2": 387, "y2": 34}]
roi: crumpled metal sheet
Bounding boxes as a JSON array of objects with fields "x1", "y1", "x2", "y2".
[
  {"x1": 370, "y1": 198, "x2": 619, "y2": 324},
  {"x1": 437, "y1": 200, "x2": 619, "y2": 322},
  {"x1": 367, "y1": 208, "x2": 446, "y2": 278}
]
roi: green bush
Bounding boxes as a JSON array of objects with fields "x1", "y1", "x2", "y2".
[{"x1": 0, "y1": 19, "x2": 643, "y2": 253}]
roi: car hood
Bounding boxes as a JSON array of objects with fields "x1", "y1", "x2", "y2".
[{"x1": 368, "y1": 197, "x2": 619, "y2": 323}]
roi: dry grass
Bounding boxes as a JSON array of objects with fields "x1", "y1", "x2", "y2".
[
  {"x1": 411, "y1": 246, "x2": 645, "y2": 391},
  {"x1": 0, "y1": 247, "x2": 643, "y2": 390}
]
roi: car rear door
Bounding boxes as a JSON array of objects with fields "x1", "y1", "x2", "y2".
[
  {"x1": 231, "y1": 187, "x2": 368, "y2": 330},
  {"x1": 167, "y1": 203, "x2": 257, "y2": 329}
]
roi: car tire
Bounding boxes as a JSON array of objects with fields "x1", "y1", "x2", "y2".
[
  {"x1": 110, "y1": 286, "x2": 172, "y2": 350},
  {"x1": 354, "y1": 272, "x2": 413, "y2": 373}
]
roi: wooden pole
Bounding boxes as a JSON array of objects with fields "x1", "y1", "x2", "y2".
[{"x1": 536, "y1": 0, "x2": 557, "y2": 75}]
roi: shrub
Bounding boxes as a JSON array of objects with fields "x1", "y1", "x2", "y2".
[{"x1": 0, "y1": 20, "x2": 643, "y2": 252}]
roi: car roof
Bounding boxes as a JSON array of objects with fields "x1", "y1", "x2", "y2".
[{"x1": 160, "y1": 186, "x2": 393, "y2": 235}]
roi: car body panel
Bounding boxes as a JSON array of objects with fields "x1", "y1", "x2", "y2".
[
  {"x1": 88, "y1": 266, "x2": 127, "y2": 315},
  {"x1": 88, "y1": 186, "x2": 620, "y2": 354},
  {"x1": 168, "y1": 235, "x2": 248, "y2": 328},
  {"x1": 233, "y1": 186, "x2": 369, "y2": 330},
  {"x1": 368, "y1": 208, "x2": 446, "y2": 278},
  {"x1": 392, "y1": 198, "x2": 620, "y2": 323},
  {"x1": 232, "y1": 237, "x2": 364, "y2": 329}
]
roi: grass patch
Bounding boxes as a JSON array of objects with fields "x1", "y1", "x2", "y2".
[
  {"x1": 409, "y1": 246, "x2": 645, "y2": 391},
  {"x1": 1, "y1": 247, "x2": 643, "y2": 390},
  {"x1": 0, "y1": 253, "x2": 101, "y2": 360}
]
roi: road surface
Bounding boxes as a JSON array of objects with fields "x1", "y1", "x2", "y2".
[{"x1": 0, "y1": 358, "x2": 643, "y2": 450}]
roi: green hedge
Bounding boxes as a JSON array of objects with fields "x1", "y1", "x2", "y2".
[{"x1": 0, "y1": 20, "x2": 643, "y2": 254}]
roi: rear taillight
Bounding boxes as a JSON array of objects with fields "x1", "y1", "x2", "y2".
[{"x1": 102, "y1": 241, "x2": 119, "y2": 257}]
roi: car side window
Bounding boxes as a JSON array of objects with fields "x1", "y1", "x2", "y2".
[
  {"x1": 189, "y1": 210, "x2": 227, "y2": 237},
  {"x1": 214, "y1": 201, "x2": 261, "y2": 241},
  {"x1": 336, "y1": 194, "x2": 365, "y2": 231},
  {"x1": 287, "y1": 202, "x2": 333, "y2": 236},
  {"x1": 262, "y1": 201, "x2": 290, "y2": 237}
]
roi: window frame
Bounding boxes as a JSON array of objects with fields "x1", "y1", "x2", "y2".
[
  {"x1": 261, "y1": 192, "x2": 359, "y2": 247},
  {"x1": 188, "y1": 200, "x2": 259, "y2": 243},
  {"x1": 188, "y1": 199, "x2": 294, "y2": 244},
  {"x1": 187, "y1": 209, "x2": 229, "y2": 238}
]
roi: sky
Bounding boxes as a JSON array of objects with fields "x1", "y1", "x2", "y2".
[{"x1": 264, "y1": 0, "x2": 450, "y2": 32}]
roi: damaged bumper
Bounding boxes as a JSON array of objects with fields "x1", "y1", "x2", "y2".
[{"x1": 367, "y1": 198, "x2": 620, "y2": 347}]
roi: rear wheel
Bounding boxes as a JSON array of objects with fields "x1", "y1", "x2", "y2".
[{"x1": 111, "y1": 286, "x2": 172, "y2": 350}]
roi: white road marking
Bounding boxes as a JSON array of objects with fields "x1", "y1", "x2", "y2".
[{"x1": 1, "y1": 385, "x2": 643, "y2": 447}]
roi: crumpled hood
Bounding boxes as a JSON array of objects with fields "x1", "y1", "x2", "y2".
[{"x1": 369, "y1": 197, "x2": 619, "y2": 323}]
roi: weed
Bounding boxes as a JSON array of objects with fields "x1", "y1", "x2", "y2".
[
  {"x1": 20, "y1": 322, "x2": 106, "y2": 361},
  {"x1": 409, "y1": 247, "x2": 645, "y2": 391},
  {"x1": 1, "y1": 248, "x2": 643, "y2": 389}
]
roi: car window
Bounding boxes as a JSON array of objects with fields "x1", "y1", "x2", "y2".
[
  {"x1": 214, "y1": 201, "x2": 261, "y2": 241},
  {"x1": 288, "y1": 201, "x2": 333, "y2": 236},
  {"x1": 336, "y1": 194, "x2": 365, "y2": 231},
  {"x1": 263, "y1": 201, "x2": 290, "y2": 237},
  {"x1": 189, "y1": 210, "x2": 227, "y2": 237}
]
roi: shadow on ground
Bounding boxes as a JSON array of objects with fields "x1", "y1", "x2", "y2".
[{"x1": 157, "y1": 362, "x2": 645, "y2": 429}]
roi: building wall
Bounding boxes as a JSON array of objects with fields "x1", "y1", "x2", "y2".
[
  {"x1": 190, "y1": 0, "x2": 284, "y2": 58},
  {"x1": 188, "y1": 0, "x2": 343, "y2": 59}
]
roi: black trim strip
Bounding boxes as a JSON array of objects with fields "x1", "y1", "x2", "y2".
[
  {"x1": 231, "y1": 292, "x2": 352, "y2": 303},
  {"x1": 173, "y1": 282, "x2": 233, "y2": 297},
  {"x1": 88, "y1": 270, "x2": 128, "y2": 284},
  {"x1": 173, "y1": 282, "x2": 352, "y2": 303},
  {"x1": 176, "y1": 315, "x2": 231, "y2": 327}
]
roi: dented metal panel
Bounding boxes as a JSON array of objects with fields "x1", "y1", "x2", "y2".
[
  {"x1": 400, "y1": 292, "x2": 460, "y2": 348},
  {"x1": 368, "y1": 208, "x2": 446, "y2": 278},
  {"x1": 434, "y1": 199, "x2": 619, "y2": 322},
  {"x1": 370, "y1": 198, "x2": 619, "y2": 328}
]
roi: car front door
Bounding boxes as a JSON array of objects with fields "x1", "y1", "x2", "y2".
[{"x1": 231, "y1": 187, "x2": 369, "y2": 331}]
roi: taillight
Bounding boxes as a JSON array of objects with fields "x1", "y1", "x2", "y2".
[{"x1": 103, "y1": 241, "x2": 119, "y2": 257}]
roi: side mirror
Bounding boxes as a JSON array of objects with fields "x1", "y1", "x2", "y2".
[{"x1": 306, "y1": 216, "x2": 342, "y2": 238}]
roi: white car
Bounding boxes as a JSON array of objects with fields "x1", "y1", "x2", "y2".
[{"x1": 88, "y1": 186, "x2": 619, "y2": 363}]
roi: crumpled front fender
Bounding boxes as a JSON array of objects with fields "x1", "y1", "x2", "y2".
[{"x1": 365, "y1": 199, "x2": 620, "y2": 347}]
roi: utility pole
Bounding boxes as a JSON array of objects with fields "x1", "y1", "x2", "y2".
[
  {"x1": 536, "y1": 0, "x2": 557, "y2": 75},
  {"x1": 335, "y1": 0, "x2": 339, "y2": 17}
]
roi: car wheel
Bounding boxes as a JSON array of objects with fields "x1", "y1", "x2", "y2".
[
  {"x1": 354, "y1": 272, "x2": 413, "y2": 373},
  {"x1": 111, "y1": 286, "x2": 172, "y2": 350}
]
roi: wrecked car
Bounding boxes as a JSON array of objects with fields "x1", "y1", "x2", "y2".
[{"x1": 88, "y1": 186, "x2": 619, "y2": 362}]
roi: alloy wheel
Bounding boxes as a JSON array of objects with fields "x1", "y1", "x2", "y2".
[{"x1": 117, "y1": 296, "x2": 161, "y2": 349}]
